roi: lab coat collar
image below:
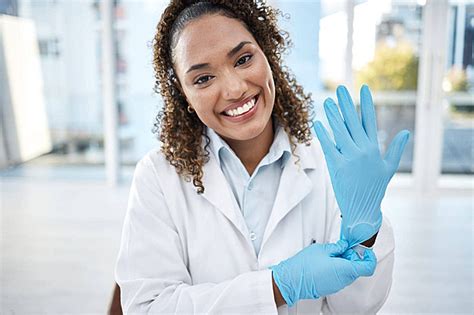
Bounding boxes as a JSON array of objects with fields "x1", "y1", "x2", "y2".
[
  {"x1": 201, "y1": 125, "x2": 319, "y2": 254},
  {"x1": 200, "y1": 146, "x2": 250, "y2": 245},
  {"x1": 260, "y1": 141, "x2": 316, "y2": 252}
]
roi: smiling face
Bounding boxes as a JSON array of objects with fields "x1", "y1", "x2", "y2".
[{"x1": 172, "y1": 13, "x2": 276, "y2": 145}]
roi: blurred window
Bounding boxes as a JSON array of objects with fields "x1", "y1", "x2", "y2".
[
  {"x1": 441, "y1": 1, "x2": 474, "y2": 174},
  {"x1": 3, "y1": 0, "x2": 471, "y2": 178}
]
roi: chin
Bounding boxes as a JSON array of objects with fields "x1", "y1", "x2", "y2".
[{"x1": 233, "y1": 122, "x2": 269, "y2": 141}]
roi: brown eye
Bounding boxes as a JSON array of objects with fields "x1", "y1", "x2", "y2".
[
  {"x1": 194, "y1": 75, "x2": 214, "y2": 85},
  {"x1": 235, "y1": 54, "x2": 252, "y2": 67}
]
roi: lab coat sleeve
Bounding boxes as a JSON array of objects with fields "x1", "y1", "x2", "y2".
[
  {"x1": 322, "y1": 196, "x2": 395, "y2": 314},
  {"x1": 115, "y1": 155, "x2": 278, "y2": 314}
]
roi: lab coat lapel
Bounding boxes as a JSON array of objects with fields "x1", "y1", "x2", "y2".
[
  {"x1": 261, "y1": 144, "x2": 316, "y2": 249},
  {"x1": 201, "y1": 154, "x2": 249, "y2": 239}
]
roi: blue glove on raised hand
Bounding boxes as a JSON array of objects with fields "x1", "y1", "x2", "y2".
[
  {"x1": 314, "y1": 85, "x2": 410, "y2": 247},
  {"x1": 270, "y1": 240, "x2": 376, "y2": 307}
]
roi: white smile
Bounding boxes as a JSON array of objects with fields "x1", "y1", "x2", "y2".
[{"x1": 224, "y1": 96, "x2": 257, "y2": 117}]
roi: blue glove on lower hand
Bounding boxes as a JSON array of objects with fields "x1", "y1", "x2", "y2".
[
  {"x1": 314, "y1": 85, "x2": 410, "y2": 247},
  {"x1": 270, "y1": 240, "x2": 377, "y2": 307}
]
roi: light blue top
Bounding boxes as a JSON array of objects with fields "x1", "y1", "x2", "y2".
[{"x1": 207, "y1": 122, "x2": 292, "y2": 255}]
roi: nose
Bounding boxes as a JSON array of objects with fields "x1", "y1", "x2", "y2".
[{"x1": 220, "y1": 70, "x2": 248, "y2": 101}]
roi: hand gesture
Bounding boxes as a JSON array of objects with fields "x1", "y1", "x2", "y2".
[
  {"x1": 314, "y1": 85, "x2": 410, "y2": 247},
  {"x1": 270, "y1": 240, "x2": 376, "y2": 306}
]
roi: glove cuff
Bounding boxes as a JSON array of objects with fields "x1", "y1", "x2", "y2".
[{"x1": 342, "y1": 214, "x2": 383, "y2": 247}]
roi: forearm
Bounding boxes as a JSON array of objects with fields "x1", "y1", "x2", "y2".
[
  {"x1": 272, "y1": 272, "x2": 286, "y2": 307},
  {"x1": 118, "y1": 269, "x2": 278, "y2": 313},
  {"x1": 108, "y1": 283, "x2": 123, "y2": 315}
]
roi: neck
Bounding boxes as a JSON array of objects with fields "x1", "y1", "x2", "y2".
[{"x1": 224, "y1": 119, "x2": 274, "y2": 176}]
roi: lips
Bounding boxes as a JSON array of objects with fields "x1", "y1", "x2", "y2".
[
  {"x1": 220, "y1": 93, "x2": 260, "y2": 123},
  {"x1": 221, "y1": 94, "x2": 259, "y2": 117}
]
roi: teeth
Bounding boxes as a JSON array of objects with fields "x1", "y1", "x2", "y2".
[{"x1": 225, "y1": 97, "x2": 256, "y2": 117}]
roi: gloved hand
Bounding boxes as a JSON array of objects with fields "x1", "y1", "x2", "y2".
[
  {"x1": 270, "y1": 240, "x2": 377, "y2": 307},
  {"x1": 314, "y1": 85, "x2": 410, "y2": 247}
]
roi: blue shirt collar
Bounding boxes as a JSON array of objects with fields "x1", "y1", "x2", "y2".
[{"x1": 206, "y1": 121, "x2": 292, "y2": 170}]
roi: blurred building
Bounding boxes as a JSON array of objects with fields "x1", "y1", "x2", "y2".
[
  {"x1": 14, "y1": 0, "x2": 165, "y2": 164},
  {"x1": 0, "y1": 0, "x2": 18, "y2": 16},
  {"x1": 1, "y1": 0, "x2": 472, "y2": 174},
  {"x1": 18, "y1": 0, "x2": 102, "y2": 158},
  {"x1": 449, "y1": 3, "x2": 474, "y2": 72}
]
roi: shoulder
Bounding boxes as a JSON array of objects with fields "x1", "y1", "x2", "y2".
[
  {"x1": 138, "y1": 143, "x2": 166, "y2": 168},
  {"x1": 133, "y1": 143, "x2": 179, "y2": 187},
  {"x1": 292, "y1": 134, "x2": 327, "y2": 171},
  {"x1": 134, "y1": 142, "x2": 214, "y2": 194}
]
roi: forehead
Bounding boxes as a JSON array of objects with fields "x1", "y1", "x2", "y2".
[{"x1": 173, "y1": 14, "x2": 256, "y2": 73}]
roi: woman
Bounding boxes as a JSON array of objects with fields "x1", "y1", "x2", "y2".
[{"x1": 115, "y1": 0, "x2": 409, "y2": 313}]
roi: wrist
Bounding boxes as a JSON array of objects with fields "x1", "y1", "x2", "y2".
[
  {"x1": 271, "y1": 272, "x2": 286, "y2": 307},
  {"x1": 360, "y1": 231, "x2": 378, "y2": 247}
]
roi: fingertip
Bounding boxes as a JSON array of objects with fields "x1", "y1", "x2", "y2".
[
  {"x1": 352, "y1": 252, "x2": 377, "y2": 277},
  {"x1": 397, "y1": 130, "x2": 410, "y2": 148},
  {"x1": 313, "y1": 120, "x2": 323, "y2": 132},
  {"x1": 324, "y1": 97, "x2": 336, "y2": 107},
  {"x1": 402, "y1": 130, "x2": 410, "y2": 141},
  {"x1": 364, "y1": 250, "x2": 378, "y2": 276},
  {"x1": 336, "y1": 85, "x2": 347, "y2": 94},
  {"x1": 323, "y1": 98, "x2": 338, "y2": 116},
  {"x1": 364, "y1": 248, "x2": 377, "y2": 262},
  {"x1": 361, "y1": 84, "x2": 370, "y2": 93},
  {"x1": 360, "y1": 84, "x2": 371, "y2": 100}
]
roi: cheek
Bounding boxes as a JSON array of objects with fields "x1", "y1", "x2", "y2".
[
  {"x1": 268, "y1": 76, "x2": 275, "y2": 96},
  {"x1": 185, "y1": 89, "x2": 216, "y2": 113},
  {"x1": 250, "y1": 60, "x2": 274, "y2": 92},
  {"x1": 258, "y1": 58, "x2": 275, "y2": 94},
  {"x1": 262, "y1": 65, "x2": 275, "y2": 103},
  {"x1": 185, "y1": 92, "x2": 221, "y2": 126}
]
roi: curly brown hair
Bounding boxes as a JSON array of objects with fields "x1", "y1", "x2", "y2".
[{"x1": 152, "y1": 0, "x2": 314, "y2": 194}]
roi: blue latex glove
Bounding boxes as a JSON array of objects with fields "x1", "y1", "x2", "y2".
[
  {"x1": 270, "y1": 240, "x2": 377, "y2": 307},
  {"x1": 314, "y1": 85, "x2": 410, "y2": 247}
]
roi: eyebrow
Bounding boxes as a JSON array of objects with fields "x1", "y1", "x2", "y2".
[
  {"x1": 186, "y1": 62, "x2": 210, "y2": 74},
  {"x1": 185, "y1": 41, "x2": 253, "y2": 74},
  {"x1": 227, "y1": 40, "x2": 252, "y2": 58}
]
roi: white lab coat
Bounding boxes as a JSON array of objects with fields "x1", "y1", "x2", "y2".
[{"x1": 115, "y1": 136, "x2": 395, "y2": 314}]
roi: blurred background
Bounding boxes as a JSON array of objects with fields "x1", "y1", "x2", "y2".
[{"x1": 0, "y1": 0, "x2": 472, "y2": 314}]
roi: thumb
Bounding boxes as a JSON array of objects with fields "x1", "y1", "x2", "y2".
[
  {"x1": 325, "y1": 239, "x2": 349, "y2": 256},
  {"x1": 349, "y1": 249, "x2": 377, "y2": 277},
  {"x1": 384, "y1": 130, "x2": 410, "y2": 172}
]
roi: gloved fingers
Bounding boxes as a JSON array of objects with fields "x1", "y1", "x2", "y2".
[
  {"x1": 340, "y1": 247, "x2": 359, "y2": 260},
  {"x1": 336, "y1": 85, "x2": 369, "y2": 147},
  {"x1": 383, "y1": 130, "x2": 410, "y2": 173},
  {"x1": 323, "y1": 98, "x2": 358, "y2": 155},
  {"x1": 313, "y1": 120, "x2": 341, "y2": 163},
  {"x1": 360, "y1": 85, "x2": 379, "y2": 145},
  {"x1": 349, "y1": 249, "x2": 377, "y2": 277},
  {"x1": 325, "y1": 239, "x2": 349, "y2": 257}
]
